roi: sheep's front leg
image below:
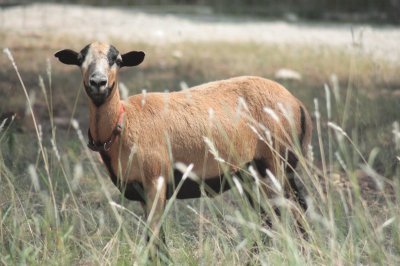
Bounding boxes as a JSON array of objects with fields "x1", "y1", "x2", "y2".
[{"x1": 143, "y1": 177, "x2": 169, "y2": 262}]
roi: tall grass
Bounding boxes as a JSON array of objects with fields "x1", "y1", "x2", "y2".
[{"x1": 1, "y1": 43, "x2": 399, "y2": 265}]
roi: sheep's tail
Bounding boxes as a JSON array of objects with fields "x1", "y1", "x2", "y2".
[
  {"x1": 299, "y1": 104, "x2": 313, "y2": 159},
  {"x1": 286, "y1": 105, "x2": 309, "y2": 174},
  {"x1": 299, "y1": 105, "x2": 307, "y2": 150}
]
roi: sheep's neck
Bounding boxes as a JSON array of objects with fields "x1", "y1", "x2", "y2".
[{"x1": 88, "y1": 86, "x2": 122, "y2": 143}]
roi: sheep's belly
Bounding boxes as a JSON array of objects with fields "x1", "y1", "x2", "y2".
[
  {"x1": 121, "y1": 169, "x2": 243, "y2": 201},
  {"x1": 103, "y1": 151, "x2": 248, "y2": 201},
  {"x1": 167, "y1": 169, "x2": 233, "y2": 199}
]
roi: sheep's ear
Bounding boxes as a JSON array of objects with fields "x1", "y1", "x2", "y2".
[
  {"x1": 120, "y1": 51, "x2": 145, "y2": 67},
  {"x1": 54, "y1": 49, "x2": 81, "y2": 66}
]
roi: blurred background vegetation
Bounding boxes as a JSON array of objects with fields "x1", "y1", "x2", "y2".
[
  {"x1": 1, "y1": 0, "x2": 400, "y2": 264},
  {"x1": 1, "y1": 0, "x2": 400, "y2": 23}
]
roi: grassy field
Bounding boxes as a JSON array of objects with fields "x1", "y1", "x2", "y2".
[{"x1": 1, "y1": 31, "x2": 400, "y2": 265}]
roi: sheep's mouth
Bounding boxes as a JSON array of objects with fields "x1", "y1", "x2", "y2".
[{"x1": 84, "y1": 82, "x2": 115, "y2": 107}]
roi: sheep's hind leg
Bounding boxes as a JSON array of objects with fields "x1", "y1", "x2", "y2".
[
  {"x1": 285, "y1": 151, "x2": 307, "y2": 210},
  {"x1": 246, "y1": 159, "x2": 282, "y2": 228},
  {"x1": 284, "y1": 151, "x2": 308, "y2": 237},
  {"x1": 143, "y1": 179, "x2": 171, "y2": 264},
  {"x1": 238, "y1": 158, "x2": 280, "y2": 260}
]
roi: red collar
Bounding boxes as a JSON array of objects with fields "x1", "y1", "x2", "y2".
[{"x1": 87, "y1": 104, "x2": 125, "y2": 153}]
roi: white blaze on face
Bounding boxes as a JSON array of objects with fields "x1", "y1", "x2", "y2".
[
  {"x1": 80, "y1": 46, "x2": 94, "y2": 71},
  {"x1": 81, "y1": 42, "x2": 112, "y2": 90}
]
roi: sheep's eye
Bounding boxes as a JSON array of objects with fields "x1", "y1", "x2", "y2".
[{"x1": 116, "y1": 58, "x2": 122, "y2": 67}]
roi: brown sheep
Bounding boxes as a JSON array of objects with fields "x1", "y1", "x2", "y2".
[{"x1": 55, "y1": 42, "x2": 312, "y2": 259}]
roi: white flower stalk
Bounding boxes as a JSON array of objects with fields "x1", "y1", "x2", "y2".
[
  {"x1": 263, "y1": 107, "x2": 280, "y2": 122},
  {"x1": 71, "y1": 119, "x2": 79, "y2": 130},
  {"x1": 39, "y1": 76, "x2": 47, "y2": 102},
  {"x1": 156, "y1": 176, "x2": 165, "y2": 192},
  {"x1": 38, "y1": 124, "x2": 43, "y2": 145},
  {"x1": 379, "y1": 217, "x2": 395, "y2": 231},
  {"x1": 25, "y1": 90, "x2": 36, "y2": 116},
  {"x1": 109, "y1": 201, "x2": 145, "y2": 224},
  {"x1": 174, "y1": 162, "x2": 195, "y2": 181},
  {"x1": 251, "y1": 123, "x2": 273, "y2": 146},
  {"x1": 96, "y1": 210, "x2": 105, "y2": 234},
  {"x1": 330, "y1": 74, "x2": 340, "y2": 102},
  {"x1": 179, "y1": 81, "x2": 189, "y2": 90},
  {"x1": 266, "y1": 169, "x2": 282, "y2": 193},
  {"x1": 274, "y1": 68, "x2": 302, "y2": 81},
  {"x1": 335, "y1": 151, "x2": 347, "y2": 171},
  {"x1": 248, "y1": 165, "x2": 260, "y2": 187},
  {"x1": 71, "y1": 163, "x2": 83, "y2": 191},
  {"x1": 182, "y1": 163, "x2": 194, "y2": 181},
  {"x1": 277, "y1": 102, "x2": 294, "y2": 126},
  {"x1": 203, "y1": 137, "x2": 225, "y2": 163},
  {"x1": 141, "y1": 89, "x2": 147, "y2": 107},
  {"x1": 308, "y1": 144, "x2": 314, "y2": 162},
  {"x1": 232, "y1": 176, "x2": 244, "y2": 196},
  {"x1": 50, "y1": 138, "x2": 61, "y2": 162},
  {"x1": 392, "y1": 121, "x2": 400, "y2": 150},
  {"x1": 186, "y1": 205, "x2": 199, "y2": 215},
  {"x1": 327, "y1": 122, "x2": 347, "y2": 136},
  {"x1": 0, "y1": 117, "x2": 9, "y2": 133},
  {"x1": 360, "y1": 164, "x2": 384, "y2": 191},
  {"x1": 237, "y1": 96, "x2": 250, "y2": 114},
  {"x1": 3, "y1": 48, "x2": 15, "y2": 67},
  {"x1": 119, "y1": 82, "x2": 129, "y2": 100},
  {"x1": 28, "y1": 164, "x2": 41, "y2": 192},
  {"x1": 46, "y1": 58, "x2": 52, "y2": 87},
  {"x1": 110, "y1": 201, "x2": 125, "y2": 210},
  {"x1": 71, "y1": 119, "x2": 85, "y2": 144},
  {"x1": 324, "y1": 83, "x2": 331, "y2": 119},
  {"x1": 327, "y1": 121, "x2": 347, "y2": 142},
  {"x1": 313, "y1": 98, "x2": 320, "y2": 120},
  {"x1": 265, "y1": 128, "x2": 273, "y2": 146},
  {"x1": 249, "y1": 125, "x2": 266, "y2": 143}
]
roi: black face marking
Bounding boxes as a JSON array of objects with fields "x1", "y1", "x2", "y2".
[
  {"x1": 84, "y1": 81, "x2": 115, "y2": 107},
  {"x1": 78, "y1": 44, "x2": 90, "y2": 65},
  {"x1": 107, "y1": 45, "x2": 120, "y2": 67}
]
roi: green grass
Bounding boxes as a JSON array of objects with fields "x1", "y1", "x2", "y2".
[{"x1": 1, "y1": 32, "x2": 400, "y2": 265}]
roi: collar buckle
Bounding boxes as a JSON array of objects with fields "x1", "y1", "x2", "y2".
[{"x1": 87, "y1": 104, "x2": 125, "y2": 153}]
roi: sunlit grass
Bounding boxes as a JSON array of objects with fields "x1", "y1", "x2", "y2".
[{"x1": 1, "y1": 33, "x2": 399, "y2": 265}]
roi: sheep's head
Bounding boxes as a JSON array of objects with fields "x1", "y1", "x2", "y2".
[{"x1": 55, "y1": 42, "x2": 145, "y2": 106}]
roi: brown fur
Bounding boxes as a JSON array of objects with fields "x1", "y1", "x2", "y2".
[
  {"x1": 108, "y1": 76, "x2": 312, "y2": 184},
  {"x1": 55, "y1": 42, "x2": 312, "y2": 259}
]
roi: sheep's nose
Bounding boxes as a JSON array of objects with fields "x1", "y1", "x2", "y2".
[{"x1": 89, "y1": 73, "x2": 107, "y2": 88}]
